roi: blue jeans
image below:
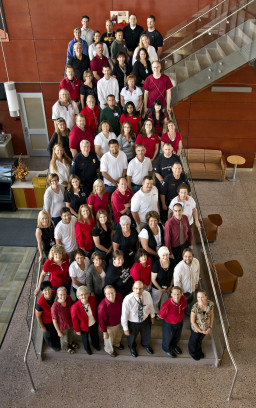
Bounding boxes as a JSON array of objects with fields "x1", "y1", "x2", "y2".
[
  {"x1": 105, "y1": 185, "x2": 116, "y2": 195},
  {"x1": 131, "y1": 184, "x2": 141, "y2": 193}
]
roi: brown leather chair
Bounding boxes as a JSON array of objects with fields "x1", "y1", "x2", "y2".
[{"x1": 195, "y1": 214, "x2": 223, "y2": 244}]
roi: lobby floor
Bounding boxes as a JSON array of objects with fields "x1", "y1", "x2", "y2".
[{"x1": 0, "y1": 165, "x2": 255, "y2": 408}]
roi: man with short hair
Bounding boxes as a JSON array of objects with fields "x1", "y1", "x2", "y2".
[
  {"x1": 160, "y1": 162, "x2": 188, "y2": 210},
  {"x1": 106, "y1": 250, "x2": 133, "y2": 297},
  {"x1": 80, "y1": 95, "x2": 100, "y2": 135},
  {"x1": 99, "y1": 94, "x2": 121, "y2": 135},
  {"x1": 100, "y1": 140, "x2": 128, "y2": 195},
  {"x1": 142, "y1": 15, "x2": 163, "y2": 56},
  {"x1": 66, "y1": 27, "x2": 88, "y2": 64},
  {"x1": 121, "y1": 280, "x2": 155, "y2": 358},
  {"x1": 173, "y1": 249, "x2": 200, "y2": 313},
  {"x1": 100, "y1": 19, "x2": 115, "y2": 52},
  {"x1": 69, "y1": 113, "x2": 95, "y2": 157},
  {"x1": 52, "y1": 89, "x2": 79, "y2": 130},
  {"x1": 98, "y1": 285, "x2": 124, "y2": 358},
  {"x1": 153, "y1": 142, "x2": 181, "y2": 187},
  {"x1": 143, "y1": 61, "x2": 172, "y2": 115},
  {"x1": 164, "y1": 203, "x2": 192, "y2": 261},
  {"x1": 67, "y1": 42, "x2": 90, "y2": 81},
  {"x1": 90, "y1": 43, "x2": 110, "y2": 82},
  {"x1": 111, "y1": 29, "x2": 128, "y2": 64},
  {"x1": 123, "y1": 14, "x2": 144, "y2": 58},
  {"x1": 59, "y1": 65, "x2": 81, "y2": 104},
  {"x1": 127, "y1": 145, "x2": 153, "y2": 193},
  {"x1": 97, "y1": 66, "x2": 119, "y2": 110},
  {"x1": 131, "y1": 176, "x2": 159, "y2": 231},
  {"x1": 80, "y1": 15, "x2": 94, "y2": 45},
  {"x1": 54, "y1": 207, "x2": 78, "y2": 260}
]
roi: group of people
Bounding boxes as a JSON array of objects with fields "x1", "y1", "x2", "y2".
[{"x1": 35, "y1": 12, "x2": 214, "y2": 362}]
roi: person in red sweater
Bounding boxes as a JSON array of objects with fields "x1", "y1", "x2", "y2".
[
  {"x1": 80, "y1": 95, "x2": 100, "y2": 135},
  {"x1": 69, "y1": 113, "x2": 95, "y2": 157},
  {"x1": 135, "y1": 119, "x2": 159, "y2": 161},
  {"x1": 130, "y1": 248, "x2": 152, "y2": 290},
  {"x1": 59, "y1": 65, "x2": 81, "y2": 104},
  {"x1": 158, "y1": 285, "x2": 186, "y2": 358},
  {"x1": 75, "y1": 204, "x2": 95, "y2": 258},
  {"x1": 71, "y1": 286, "x2": 100, "y2": 355}
]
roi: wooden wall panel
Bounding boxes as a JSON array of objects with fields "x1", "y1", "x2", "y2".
[
  {"x1": 2, "y1": 0, "x2": 32, "y2": 39},
  {"x1": 191, "y1": 85, "x2": 256, "y2": 103},
  {"x1": 173, "y1": 100, "x2": 190, "y2": 119},
  {"x1": 35, "y1": 40, "x2": 67, "y2": 82},
  {"x1": 189, "y1": 119, "x2": 256, "y2": 140},
  {"x1": 189, "y1": 101, "x2": 256, "y2": 121}
]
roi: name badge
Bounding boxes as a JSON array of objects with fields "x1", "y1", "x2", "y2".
[{"x1": 114, "y1": 112, "x2": 119, "y2": 116}]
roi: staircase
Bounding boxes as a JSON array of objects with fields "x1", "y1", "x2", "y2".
[{"x1": 161, "y1": 0, "x2": 256, "y2": 104}]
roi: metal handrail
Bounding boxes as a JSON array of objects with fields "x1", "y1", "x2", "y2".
[
  {"x1": 161, "y1": 0, "x2": 256, "y2": 62},
  {"x1": 198, "y1": 228, "x2": 238, "y2": 401},
  {"x1": 164, "y1": 0, "x2": 227, "y2": 42},
  {"x1": 24, "y1": 258, "x2": 42, "y2": 393}
]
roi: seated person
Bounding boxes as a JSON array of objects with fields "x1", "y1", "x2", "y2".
[
  {"x1": 69, "y1": 113, "x2": 95, "y2": 157},
  {"x1": 100, "y1": 95, "x2": 122, "y2": 136},
  {"x1": 97, "y1": 66, "x2": 119, "y2": 110}
]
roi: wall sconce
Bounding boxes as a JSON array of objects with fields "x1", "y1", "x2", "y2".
[{"x1": 4, "y1": 82, "x2": 19, "y2": 117}]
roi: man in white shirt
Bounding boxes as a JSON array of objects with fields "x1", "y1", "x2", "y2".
[
  {"x1": 121, "y1": 280, "x2": 155, "y2": 357},
  {"x1": 100, "y1": 139, "x2": 128, "y2": 195},
  {"x1": 54, "y1": 208, "x2": 78, "y2": 260},
  {"x1": 80, "y1": 15, "x2": 94, "y2": 46},
  {"x1": 173, "y1": 249, "x2": 200, "y2": 314},
  {"x1": 127, "y1": 144, "x2": 153, "y2": 193},
  {"x1": 97, "y1": 65, "x2": 119, "y2": 110},
  {"x1": 131, "y1": 175, "x2": 159, "y2": 232}
]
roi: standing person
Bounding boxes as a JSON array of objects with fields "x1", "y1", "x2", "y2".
[
  {"x1": 158, "y1": 286, "x2": 186, "y2": 358},
  {"x1": 35, "y1": 281, "x2": 60, "y2": 352},
  {"x1": 127, "y1": 145, "x2": 153, "y2": 193},
  {"x1": 142, "y1": 15, "x2": 163, "y2": 57},
  {"x1": 64, "y1": 175, "x2": 86, "y2": 218},
  {"x1": 90, "y1": 43, "x2": 110, "y2": 82},
  {"x1": 59, "y1": 65, "x2": 81, "y2": 105},
  {"x1": 69, "y1": 113, "x2": 95, "y2": 157},
  {"x1": 168, "y1": 182, "x2": 200, "y2": 228},
  {"x1": 121, "y1": 280, "x2": 155, "y2": 358},
  {"x1": 123, "y1": 14, "x2": 144, "y2": 59},
  {"x1": 110, "y1": 29, "x2": 128, "y2": 64},
  {"x1": 112, "y1": 52, "x2": 132, "y2": 94},
  {"x1": 136, "y1": 119, "x2": 159, "y2": 162},
  {"x1": 148, "y1": 99, "x2": 167, "y2": 138},
  {"x1": 49, "y1": 144, "x2": 71, "y2": 187},
  {"x1": 106, "y1": 250, "x2": 133, "y2": 298},
  {"x1": 48, "y1": 117, "x2": 72, "y2": 159},
  {"x1": 119, "y1": 101, "x2": 141, "y2": 136},
  {"x1": 80, "y1": 95, "x2": 100, "y2": 136},
  {"x1": 120, "y1": 74, "x2": 143, "y2": 112},
  {"x1": 92, "y1": 209, "x2": 114, "y2": 261},
  {"x1": 51, "y1": 287, "x2": 76, "y2": 354},
  {"x1": 69, "y1": 249, "x2": 90, "y2": 296},
  {"x1": 99, "y1": 95, "x2": 122, "y2": 136},
  {"x1": 66, "y1": 27, "x2": 88, "y2": 64},
  {"x1": 87, "y1": 179, "x2": 111, "y2": 218},
  {"x1": 35, "y1": 210, "x2": 55, "y2": 263},
  {"x1": 130, "y1": 248, "x2": 152, "y2": 290},
  {"x1": 161, "y1": 120, "x2": 183, "y2": 155},
  {"x1": 160, "y1": 162, "x2": 188, "y2": 211},
  {"x1": 98, "y1": 285, "x2": 124, "y2": 357},
  {"x1": 117, "y1": 122, "x2": 136, "y2": 162},
  {"x1": 97, "y1": 66, "x2": 119, "y2": 110},
  {"x1": 100, "y1": 19, "x2": 115, "y2": 53},
  {"x1": 133, "y1": 47, "x2": 153, "y2": 87},
  {"x1": 153, "y1": 143, "x2": 181, "y2": 187},
  {"x1": 173, "y1": 248, "x2": 200, "y2": 313},
  {"x1": 111, "y1": 177, "x2": 133, "y2": 225},
  {"x1": 164, "y1": 203, "x2": 192, "y2": 261},
  {"x1": 132, "y1": 34, "x2": 158, "y2": 66},
  {"x1": 52, "y1": 89, "x2": 79, "y2": 131},
  {"x1": 71, "y1": 286, "x2": 100, "y2": 354},
  {"x1": 138, "y1": 210, "x2": 164, "y2": 263},
  {"x1": 67, "y1": 42, "x2": 90, "y2": 82},
  {"x1": 112, "y1": 216, "x2": 138, "y2": 269},
  {"x1": 86, "y1": 251, "x2": 107, "y2": 303},
  {"x1": 70, "y1": 140, "x2": 100, "y2": 196},
  {"x1": 188, "y1": 290, "x2": 214, "y2": 361},
  {"x1": 80, "y1": 70, "x2": 98, "y2": 109},
  {"x1": 94, "y1": 120, "x2": 117, "y2": 159},
  {"x1": 80, "y1": 15, "x2": 94, "y2": 45},
  {"x1": 54, "y1": 207, "x2": 78, "y2": 260},
  {"x1": 75, "y1": 204, "x2": 95, "y2": 257},
  {"x1": 88, "y1": 30, "x2": 109, "y2": 60},
  {"x1": 100, "y1": 140, "x2": 128, "y2": 195},
  {"x1": 43, "y1": 173, "x2": 65, "y2": 226},
  {"x1": 143, "y1": 61, "x2": 172, "y2": 116}
]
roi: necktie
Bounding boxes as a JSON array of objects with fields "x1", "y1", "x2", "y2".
[
  {"x1": 138, "y1": 297, "x2": 143, "y2": 322},
  {"x1": 179, "y1": 220, "x2": 184, "y2": 245}
]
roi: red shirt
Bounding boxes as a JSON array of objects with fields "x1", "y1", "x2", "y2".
[
  {"x1": 119, "y1": 113, "x2": 141, "y2": 135},
  {"x1": 69, "y1": 124, "x2": 95, "y2": 152},
  {"x1": 59, "y1": 77, "x2": 81, "y2": 101},
  {"x1": 161, "y1": 132, "x2": 182, "y2": 154},
  {"x1": 87, "y1": 191, "x2": 110, "y2": 217},
  {"x1": 51, "y1": 296, "x2": 73, "y2": 331},
  {"x1": 164, "y1": 215, "x2": 192, "y2": 255},
  {"x1": 111, "y1": 187, "x2": 133, "y2": 223},
  {"x1": 158, "y1": 295, "x2": 186, "y2": 324},
  {"x1": 80, "y1": 105, "x2": 100, "y2": 134},
  {"x1": 143, "y1": 74, "x2": 173, "y2": 109},
  {"x1": 130, "y1": 258, "x2": 152, "y2": 285},
  {"x1": 135, "y1": 133, "x2": 159, "y2": 159},
  {"x1": 148, "y1": 112, "x2": 167, "y2": 138},
  {"x1": 98, "y1": 293, "x2": 123, "y2": 332},
  {"x1": 90, "y1": 55, "x2": 110, "y2": 81},
  {"x1": 75, "y1": 217, "x2": 95, "y2": 250},
  {"x1": 36, "y1": 290, "x2": 56, "y2": 324},
  {"x1": 43, "y1": 255, "x2": 70, "y2": 288},
  {"x1": 71, "y1": 296, "x2": 98, "y2": 332}
]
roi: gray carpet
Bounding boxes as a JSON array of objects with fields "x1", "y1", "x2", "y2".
[{"x1": 0, "y1": 218, "x2": 37, "y2": 246}]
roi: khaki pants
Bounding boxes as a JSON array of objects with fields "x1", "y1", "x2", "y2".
[{"x1": 104, "y1": 324, "x2": 123, "y2": 354}]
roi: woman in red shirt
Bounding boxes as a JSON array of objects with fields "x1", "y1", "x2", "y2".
[
  {"x1": 75, "y1": 204, "x2": 95, "y2": 258},
  {"x1": 119, "y1": 101, "x2": 141, "y2": 135},
  {"x1": 135, "y1": 119, "x2": 159, "y2": 162},
  {"x1": 130, "y1": 248, "x2": 152, "y2": 290},
  {"x1": 87, "y1": 179, "x2": 111, "y2": 217},
  {"x1": 161, "y1": 120, "x2": 182, "y2": 155}
]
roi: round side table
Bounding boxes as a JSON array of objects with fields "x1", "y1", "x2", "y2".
[{"x1": 227, "y1": 155, "x2": 246, "y2": 182}]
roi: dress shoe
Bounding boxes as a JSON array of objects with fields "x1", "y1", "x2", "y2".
[
  {"x1": 166, "y1": 350, "x2": 177, "y2": 358},
  {"x1": 108, "y1": 351, "x2": 116, "y2": 358},
  {"x1": 129, "y1": 348, "x2": 137, "y2": 358},
  {"x1": 86, "y1": 349, "x2": 92, "y2": 355},
  {"x1": 199, "y1": 352, "x2": 204, "y2": 358},
  {"x1": 94, "y1": 346, "x2": 100, "y2": 351},
  {"x1": 173, "y1": 346, "x2": 182, "y2": 355},
  {"x1": 115, "y1": 343, "x2": 124, "y2": 350},
  {"x1": 190, "y1": 354, "x2": 200, "y2": 361},
  {"x1": 144, "y1": 346, "x2": 154, "y2": 355}
]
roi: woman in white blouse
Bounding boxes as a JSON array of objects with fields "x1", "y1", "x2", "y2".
[
  {"x1": 88, "y1": 30, "x2": 109, "y2": 60},
  {"x1": 132, "y1": 34, "x2": 158, "y2": 66},
  {"x1": 69, "y1": 249, "x2": 90, "y2": 296},
  {"x1": 49, "y1": 144, "x2": 71, "y2": 186},
  {"x1": 43, "y1": 173, "x2": 65, "y2": 226},
  {"x1": 94, "y1": 120, "x2": 117, "y2": 159}
]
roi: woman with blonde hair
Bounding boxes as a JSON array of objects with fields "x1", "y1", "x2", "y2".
[
  {"x1": 35, "y1": 210, "x2": 55, "y2": 262},
  {"x1": 94, "y1": 120, "x2": 117, "y2": 159},
  {"x1": 87, "y1": 179, "x2": 110, "y2": 217},
  {"x1": 49, "y1": 144, "x2": 71, "y2": 186},
  {"x1": 75, "y1": 204, "x2": 95, "y2": 257},
  {"x1": 132, "y1": 34, "x2": 158, "y2": 65}
]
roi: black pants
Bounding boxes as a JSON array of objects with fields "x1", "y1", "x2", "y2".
[
  {"x1": 81, "y1": 323, "x2": 100, "y2": 353},
  {"x1": 43, "y1": 323, "x2": 61, "y2": 351},
  {"x1": 162, "y1": 320, "x2": 183, "y2": 352},
  {"x1": 184, "y1": 292, "x2": 195, "y2": 314},
  {"x1": 128, "y1": 316, "x2": 151, "y2": 349},
  {"x1": 188, "y1": 329, "x2": 205, "y2": 358},
  {"x1": 172, "y1": 241, "x2": 188, "y2": 262}
]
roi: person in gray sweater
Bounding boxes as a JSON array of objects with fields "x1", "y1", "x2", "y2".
[{"x1": 86, "y1": 252, "x2": 107, "y2": 303}]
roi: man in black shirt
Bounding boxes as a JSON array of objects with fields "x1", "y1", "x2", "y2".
[
  {"x1": 100, "y1": 19, "x2": 115, "y2": 52},
  {"x1": 106, "y1": 250, "x2": 133, "y2": 298},
  {"x1": 123, "y1": 14, "x2": 144, "y2": 58},
  {"x1": 142, "y1": 15, "x2": 163, "y2": 57},
  {"x1": 67, "y1": 42, "x2": 90, "y2": 81},
  {"x1": 160, "y1": 162, "x2": 189, "y2": 210},
  {"x1": 154, "y1": 142, "x2": 181, "y2": 188}
]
